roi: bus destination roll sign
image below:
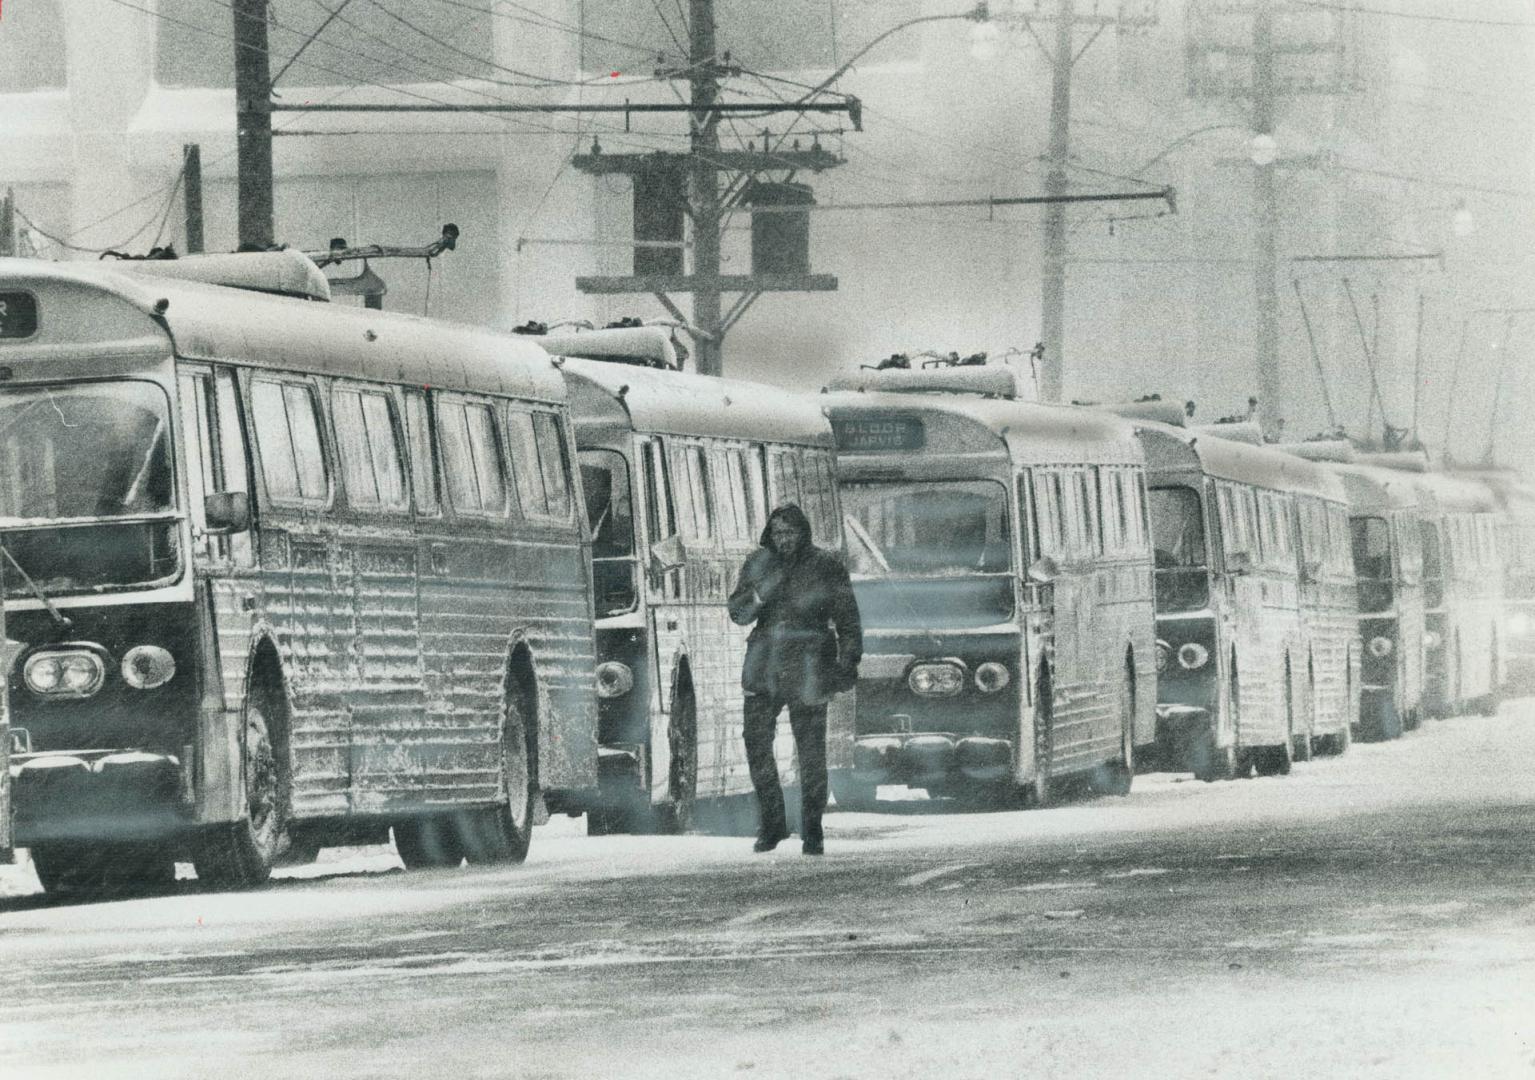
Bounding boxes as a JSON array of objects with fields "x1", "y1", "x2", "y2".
[
  {"x1": 0, "y1": 292, "x2": 38, "y2": 339},
  {"x1": 832, "y1": 416, "x2": 925, "y2": 453}
]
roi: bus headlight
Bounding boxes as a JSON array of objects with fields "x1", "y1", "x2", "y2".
[
  {"x1": 1156, "y1": 641, "x2": 1172, "y2": 674},
  {"x1": 595, "y1": 661, "x2": 634, "y2": 699},
  {"x1": 1424, "y1": 630, "x2": 1443, "y2": 651},
  {"x1": 24, "y1": 649, "x2": 106, "y2": 698},
  {"x1": 121, "y1": 645, "x2": 177, "y2": 690},
  {"x1": 974, "y1": 662, "x2": 1010, "y2": 693},
  {"x1": 909, "y1": 662, "x2": 965, "y2": 697},
  {"x1": 1367, "y1": 635, "x2": 1394, "y2": 659},
  {"x1": 1177, "y1": 643, "x2": 1210, "y2": 670}
]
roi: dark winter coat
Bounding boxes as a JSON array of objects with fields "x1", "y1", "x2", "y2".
[{"x1": 728, "y1": 504, "x2": 863, "y2": 706}]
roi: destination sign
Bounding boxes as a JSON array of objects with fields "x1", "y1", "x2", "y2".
[
  {"x1": 832, "y1": 416, "x2": 925, "y2": 453},
  {"x1": 0, "y1": 292, "x2": 38, "y2": 339}
]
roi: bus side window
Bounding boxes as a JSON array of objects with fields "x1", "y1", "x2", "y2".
[
  {"x1": 505, "y1": 409, "x2": 573, "y2": 522},
  {"x1": 437, "y1": 396, "x2": 507, "y2": 516},
  {"x1": 803, "y1": 452, "x2": 839, "y2": 545},
  {"x1": 1016, "y1": 474, "x2": 1036, "y2": 568},
  {"x1": 1032, "y1": 471, "x2": 1066, "y2": 557},
  {"x1": 678, "y1": 444, "x2": 714, "y2": 542},
  {"x1": 716, "y1": 449, "x2": 748, "y2": 542},
  {"x1": 639, "y1": 440, "x2": 673, "y2": 549},
  {"x1": 1077, "y1": 470, "x2": 1100, "y2": 555},
  {"x1": 178, "y1": 371, "x2": 220, "y2": 563},
  {"x1": 767, "y1": 448, "x2": 800, "y2": 509},
  {"x1": 741, "y1": 449, "x2": 767, "y2": 536},
  {"x1": 332, "y1": 385, "x2": 407, "y2": 512},
  {"x1": 251, "y1": 378, "x2": 330, "y2": 506},
  {"x1": 401, "y1": 389, "x2": 440, "y2": 516},
  {"x1": 213, "y1": 371, "x2": 254, "y2": 565}
]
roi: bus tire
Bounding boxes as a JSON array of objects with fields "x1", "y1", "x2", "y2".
[
  {"x1": 31, "y1": 841, "x2": 175, "y2": 900},
  {"x1": 1191, "y1": 733, "x2": 1237, "y2": 782},
  {"x1": 394, "y1": 816, "x2": 464, "y2": 869},
  {"x1": 1293, "y1": 659, "x2": 1315, "y2": 763},
  {"x1": 192, "y1": 675, "x2": 291, "y2": 891},
  {"x1": 459, "y1": 677, "x2": 537, "y2": 865},
  {"x1": 1253, "y1": 736, "x2": 1293, "y2": 777},
  {"x1": 657, "y1": 677, "x2": 697, "y2": 835},
  {"x1": 830, "y1": 771, "x2": 877, "y2": 812},
  {"x1": 1090, "y1": 668, "x2": 1135, "y2": 797}
]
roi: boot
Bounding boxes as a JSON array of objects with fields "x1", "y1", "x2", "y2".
[{"x1": 753, "y1": 823, "x2": 791, "y2": 853}]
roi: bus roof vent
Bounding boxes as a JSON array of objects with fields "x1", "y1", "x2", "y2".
[
  {"x1": 1356, "y1": 450, "x2": 1430, "y2": 473},
  {"x1": 530, "y1": 325, "x2": 682, "y2": 370},
  {"x1": 1279, "y1": 440, "x2": 1355, "y2": 463},
  {"x1": 1193, "y1": 420, "x2": 1265, "y2": 446},
  {"x1": 114, "y1": 250, "x2": 332, "y2": 302},
  {"x1": 1095, "y1": 399, "x2": 1189, "y2": 427},
  {"x1": 825, "y1": 365, "x2": 1023, "y2": 398}
]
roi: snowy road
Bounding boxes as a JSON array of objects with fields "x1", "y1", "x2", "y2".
[{"x1": 2, "y1": 706, "x2": 1533, "y2": 1080}]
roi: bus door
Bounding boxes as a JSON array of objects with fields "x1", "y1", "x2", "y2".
[
  {"x1": 1025, "y1": 469, "x2": 1075, "y2": 774},
  {"x1": 638, "y1": 436, "x2": 684, "y2": 797},
  {"x1": 0, "y1": 597, "x2": 16, "y2": 861},
  {"x1": 177, "y1": 364, "x2": 260, "y2": 823}
]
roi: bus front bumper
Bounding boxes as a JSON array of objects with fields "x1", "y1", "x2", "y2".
[
  {"x1": 10, "y1": 749, "x2": 191, "y2": 845},
  {"x1": 852, "y1": 733, "x2": 1012, "y2": 786}
]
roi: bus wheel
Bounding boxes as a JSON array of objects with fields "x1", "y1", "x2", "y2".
[
  {"x1": 830, "y1": 771, "x2": 877, "y2": 812},
  {"x1": 1191, "y1": 734, "x2": 1237, "y2": 782},
  {"x1": 393, "y1": 816, "x2": 464, "y2": 869},
  {"x1": 657, "y1": 684, "x2": 697, "y2": 835},
  {"x1": 1253, "y1": 737, "x2": 1293, "y2": 777},
  {"x1": 193, "y1": 680, "x2": 290, "y2": 890},
  {"x1": 32, "y1": 841, "x2": 175, "y2": 900},
  {"x1": 1090, "y1": 675, "x2": 1135, "y2": 797},
  {"x1": 459, "y1": 682, "x2": 536, "y2": 865}
]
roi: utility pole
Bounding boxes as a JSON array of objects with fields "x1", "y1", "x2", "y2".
[
  {"x1": 1038, "y1": 0, "x2": 1075, "y2": 404},
  {"x1": 233, "y1": 0, "x2": 274, "y2": 249},
  {"x1": 1003, "y1": 1, "x2": 1159, "y2": 403},
  {"x1": 687, "y1": 0, "x2": 724, "y2": 376},
  {"x1": 1251, "y1": 0, "x2": 1281, "y2": 437},
  {"x1": 183, "y1": 144, "x2": 205, "y2": 254}
]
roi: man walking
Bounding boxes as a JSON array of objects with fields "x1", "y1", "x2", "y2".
[{"x1": 728, "y1": 504, "x2": 862, "y2": 855}]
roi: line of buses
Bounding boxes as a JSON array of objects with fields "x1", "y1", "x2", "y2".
[{"x1": 0, "y1": 251, "x2": 1528, "y2": 898}]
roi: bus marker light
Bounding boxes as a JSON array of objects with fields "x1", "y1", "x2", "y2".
[
  {"x1": 122, "y1": 646, "x2": 177, "y2": 690},
  {"x1": 974, "y1": 662, "x2": 1010, "y2": 693},
  {"x1": 1155, "y1": 641, "x2": 1172, "y2": 674},
  {"x1": 24, "y1": 650, "x2": 106, "y2": 698},
  {"x1": 1367, "y1": 636, "x2": 1393, "y2": 659},
  {"x1": 595, "y1": 661, "x2": 634, "y2": 699},
  {"x1": 908, "y1": 662, "x2": 964, "y2": 697},
  {"x1": 1424, "y1": 630, "x2": 1442, "y2": 650},
  {"x1": 1176, "y1": 643, "x2": 1210, "y2": 671}
]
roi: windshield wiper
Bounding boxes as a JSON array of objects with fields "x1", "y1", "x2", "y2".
[{"x1": 0, "y1": 541, "x2": 72, "y2": 633}]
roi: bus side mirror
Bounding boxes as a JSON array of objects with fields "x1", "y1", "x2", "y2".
[
  {"x1": 204, "y1": 491, "x2": 251, "y2": 534},
  {"x1": 1226, "y1": 551, "x2": 1254, "y2": 576},
  {"x1": 649, "y1": 533, "x2": 685, "y2": 574},
  {"x1": 1026, "y1": 556, "x2": 1059, "y2": 585}
]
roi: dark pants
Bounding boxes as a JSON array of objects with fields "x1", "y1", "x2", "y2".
[{"x1": 742, "y1": 693, "x2": 828, "y2": 842}]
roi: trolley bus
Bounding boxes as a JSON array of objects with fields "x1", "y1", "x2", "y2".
[
  {"x1": 1380, "y1": 461, "x2": 1506, "y2": 717},
  {"x1": 823, "y1": 364, "x2": 1155, "y2": 808},
  {"x1": 0, "y1": 254, "x2": 597, "y2": 897},
  {"x1": 0, "y1": 590, "x2": 15, "y2": 864},
  {"x1": 533, "y1": 326, "x2": 850, "y2": 834},
  {"x1": 1120, "y1": 413, "x2": 1358, "y2": 778},
  {"x1": 1452, "y1": 468, "x2": 1535, "y2": 693}
]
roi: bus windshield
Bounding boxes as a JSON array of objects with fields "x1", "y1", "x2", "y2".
[
  {"x1": 1148, "y1": 485, "x2": 1210, "y2": 612},
  {"x1": 0, "y1": 381, "x2": 180, "y2": 596},
  {"x1": 840, "y1": 479, "x2": 1013, "y2": 629},
  {"x1": 579, "y1": 449, "x2": 637, "y2": 617},
  {"x1": 1351, "y1": 516, "x2": 1393, "y2": 613}
]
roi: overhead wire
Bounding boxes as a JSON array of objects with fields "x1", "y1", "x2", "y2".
[{"x1": 1293, "y1": 0, "x2": 1535, "y2": 28}]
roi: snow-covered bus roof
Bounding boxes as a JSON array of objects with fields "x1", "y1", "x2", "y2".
[
  {"x1": 1447, "y1": 468, "x2": 1535, "y2": 525},
  {"x1": 0, "y1": 258, "x2": 566, "y2": 402},
  {"x1": 1329, "y1": 463, "x2": 1422, "y2": 516},
  {"x1": 1131, "y1": 420, "x2": 1348, "y2": 503},
  {"x1": 557, "y1": 356, "x2": 834, "y2": 447},
  {"x1": 1403, "y1": 470, "x2": 1501, "y2": 515},
  {"x1": 822, "y1": 391, "x2": 1143, "y2": 468}
]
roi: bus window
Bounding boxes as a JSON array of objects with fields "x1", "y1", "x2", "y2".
[
  {"x1": 672, "y1": 444, "x2": 714, "y2": 542},
  {"x1": 251, "y1": 379, "x2": 329, "y2": 505},
  {"x1": 803, "y1": 452, "x2": 839, "y2": 544},
  {"x1": 179, "y1": 372, "x2": 217, "y2": 559},
  {"x1": 437, "y1": 397, "x2": 507, "y2": 516},
  {"x1": 643, "y1": 440, "x2": 676, "y2": 546},
  {"x1": 402, "y1": 389, "x2": 440, "y2": 515},
  {"x1": 716, "y1": 449, "x2": 748, "y2": 542},
  {"x1": 1148, "y1": 485, "x2": 1209, "y2": 612},
  {"x1": 580, "y1": 448, "x2": 637, "y2": 616},
  {"x1": 1076, "y1": 470, "x2": 1100, "y2": 555},
  {"x1": 741, "y1": 449, "x2": 767, "y2": 536},
  {"x1": 213, "y1": 371, "x2": 254, "y2": 564},
  {"x1": 1351, "y1": 516, "x2": 1392, "y2": 612},
  {"x1": 842, "y1": 479, "x2": 1011, "y2": 577},
  {"x1": 333, "y1": 386, "x2": 407, "y2": 511},
  {"x1": 768, "y1": 448, "x2": 800, "y2": 509},
  {"x1": 1032, "y1": 471, "x2": 1068, "y2": 557}
]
